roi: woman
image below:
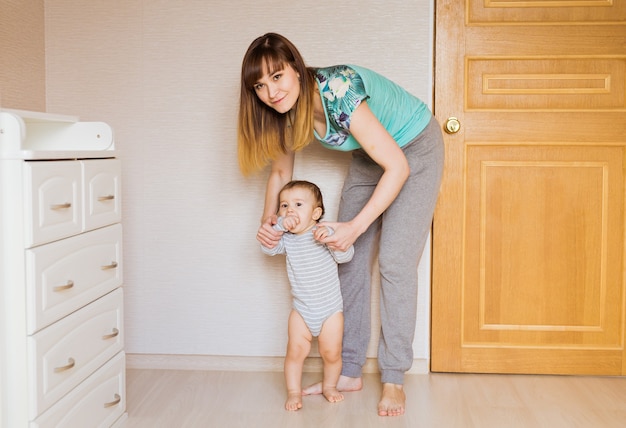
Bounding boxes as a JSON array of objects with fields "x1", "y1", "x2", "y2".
[{"x1": 238, "y1": 33, "x2": 444, "y2": 416}]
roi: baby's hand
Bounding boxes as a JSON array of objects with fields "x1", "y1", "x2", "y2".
[
  {"x1": 282, "y1": 215, "x2": 299, "y2": 231},
  {"x1": 314, "y1": 225, "x2": 333, "y2": 241}
]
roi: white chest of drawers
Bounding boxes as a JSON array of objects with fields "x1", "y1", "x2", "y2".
[{"x1": 0, "y1": 109, "x2": 127, "y2": 427}]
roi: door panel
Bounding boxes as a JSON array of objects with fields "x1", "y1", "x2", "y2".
[{"x1": 431, "y1": 0, "x2": 626, "y2": 374}]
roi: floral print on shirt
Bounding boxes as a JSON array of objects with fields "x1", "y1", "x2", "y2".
[{"x1": 316, "y1": 65, "x2": 369, "y2": 147}]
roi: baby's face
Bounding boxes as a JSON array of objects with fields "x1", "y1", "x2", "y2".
[{"x1": 277, "y1": 187, "x2": 321, "y2": 234}]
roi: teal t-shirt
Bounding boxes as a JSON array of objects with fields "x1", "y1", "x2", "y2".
[{"x1": 314, "y1": 65, "x2": 432, "y2": 151}]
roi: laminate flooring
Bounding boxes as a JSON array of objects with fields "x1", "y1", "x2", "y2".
[{"x1": 125, "y1": 369, "x2": 626, "y2": 428}]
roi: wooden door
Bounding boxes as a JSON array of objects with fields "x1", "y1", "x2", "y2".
[{"x1": 431, "y1": 0, "x2": 626, "y2": 374}]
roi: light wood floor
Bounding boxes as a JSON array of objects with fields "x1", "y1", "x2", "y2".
[{"x1": 125, "y1": 369, "x2": 626, "y2": 427}]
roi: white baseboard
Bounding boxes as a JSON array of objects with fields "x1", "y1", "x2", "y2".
[{"x1": 125, "y1": 353, "x2": 429, "y2": 375}]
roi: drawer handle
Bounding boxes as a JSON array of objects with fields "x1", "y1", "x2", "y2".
[
  {"x1": 102, "y1": 327, "x2": 120, "y2": 340},
  {"x1": 104, "y1": 393, "x2": 121, "y2": 408},
  {"x1": 50, "y1": 202, "x2": 71, "y2": 210},
  {"x1": 54, "y1": 357, "x2": 76, "y2": 373},
  {"x1": 98, "y1": 194, "x2": 115, "y2": 202},
  {"x1": 101, "y1": 261, "x2": 118, "y2": 270},
  {"x1": 53, "y1": 280, "x2": 75, "y2": 292}
]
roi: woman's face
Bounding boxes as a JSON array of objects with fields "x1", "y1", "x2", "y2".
[{"x1": 252, "y1": 61, "x2": 300, "y2": 114}]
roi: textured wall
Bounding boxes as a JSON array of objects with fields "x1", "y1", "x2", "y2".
[
  {"x1": 44, "y1": 0, "x2": 434, "y2": 364},
  {"x1": 0, "y1": 0, "x2": 45, "y2": 111}
]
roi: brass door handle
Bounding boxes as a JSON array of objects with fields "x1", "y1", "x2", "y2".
[{"x1": 444, "y1": 117, "x2": 461, "y2": 134}]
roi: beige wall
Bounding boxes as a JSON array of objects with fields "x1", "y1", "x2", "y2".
[
  {"x1": 42, "y1": 0, "x2": 435, "y2": 370},
  {"x1": 0, "y1": 0, "x2": 46, "y2": 111}
]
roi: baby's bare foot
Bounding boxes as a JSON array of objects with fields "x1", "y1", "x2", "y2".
[
  {"x1": 377, "y1": 383, "x2": 405, "y2": 416},
  {"x1": 302, "y1": 375, "x2": 362, "y2": 395},
  {"x1": 323, "y1": 387, "x2": 344, "y2": 403},
  {"x1": 285, "y1": 393, "x2": 302, "y2": 411}
]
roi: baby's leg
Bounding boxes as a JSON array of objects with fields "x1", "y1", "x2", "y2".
[
  {"x1": 317, "y1": 311, "x2": 344, "y2": 403},
  {"x1": 284, "y1": 310, "x2": 312, "y2": 411}
]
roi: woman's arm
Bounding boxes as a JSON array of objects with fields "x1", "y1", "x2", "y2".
[
  {"x1": 257, "y1": 150, "x2": 295, "y2": 247},
  {"x1": 320, "y1": 100, "x2": 410, "y2": 251}
]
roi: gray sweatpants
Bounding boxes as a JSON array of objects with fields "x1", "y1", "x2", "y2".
[{"x1": 338, "y1": 116, "x2": 444, "y2": 385}]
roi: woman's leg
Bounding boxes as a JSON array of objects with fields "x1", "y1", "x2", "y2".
[
  {"x1": 337, "y1": 150, "x2": 382, "y2": 380},
  {"x1": 377, "y1": 118, "x2": 444, "y2": 386}
]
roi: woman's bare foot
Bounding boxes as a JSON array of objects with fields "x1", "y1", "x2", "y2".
[
  {"x1": 322, "y1": 387, "x2": 344, "y2": 403},
  {"x1": 302, "y1": 375, "x2": 363, "y2": 395},
  {"x1": 285, "y1": 392, "x2": 303, "y2": 411},
  {"x1": 377, "y1": 383, "x2": 405, "y2": 416}
]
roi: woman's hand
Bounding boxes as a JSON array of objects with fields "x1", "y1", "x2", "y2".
[
  {"x1": 315, "y1": 221, "x2": 360, "y2": 252},
  {"x1": 257, "y1": 215, "x2": 283, "y2": 248},
  {"x1": 258, "y1": 151, "x2": 294, "y2": 247}
]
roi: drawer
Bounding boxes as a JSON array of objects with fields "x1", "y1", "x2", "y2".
[
  {"x1": 31, "y1": 351, "x2": 126, "y2": 428},
  {"x1": 27, "y1": 288, "x2": 124, "y2": 418},
  {"x1": 23, "y1": 161, "x2": 83, "y2": 247},
  {"x1": 83, "y1": 159, "x2": 122, "y2": 232},
  {"x1": 25, "y1": 224, "x2": 123, "y2": 334}
]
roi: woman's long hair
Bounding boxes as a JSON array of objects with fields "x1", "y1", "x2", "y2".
[{"x1": 238, "y1": 33, "x2": 316, "y2": 175}]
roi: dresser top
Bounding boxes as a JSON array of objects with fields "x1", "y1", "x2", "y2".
[{"x1": 0, "y1": 109, "x2": 116, "y2": 160}]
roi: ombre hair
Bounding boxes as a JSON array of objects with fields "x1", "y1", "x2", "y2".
[{"x1": 237, "y1": 33, "x2": 316, "y2": 175}]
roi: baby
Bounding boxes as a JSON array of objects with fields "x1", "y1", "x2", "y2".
[{"x1": 261, "y1": 180, "x2": 354, "y2": 411}]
